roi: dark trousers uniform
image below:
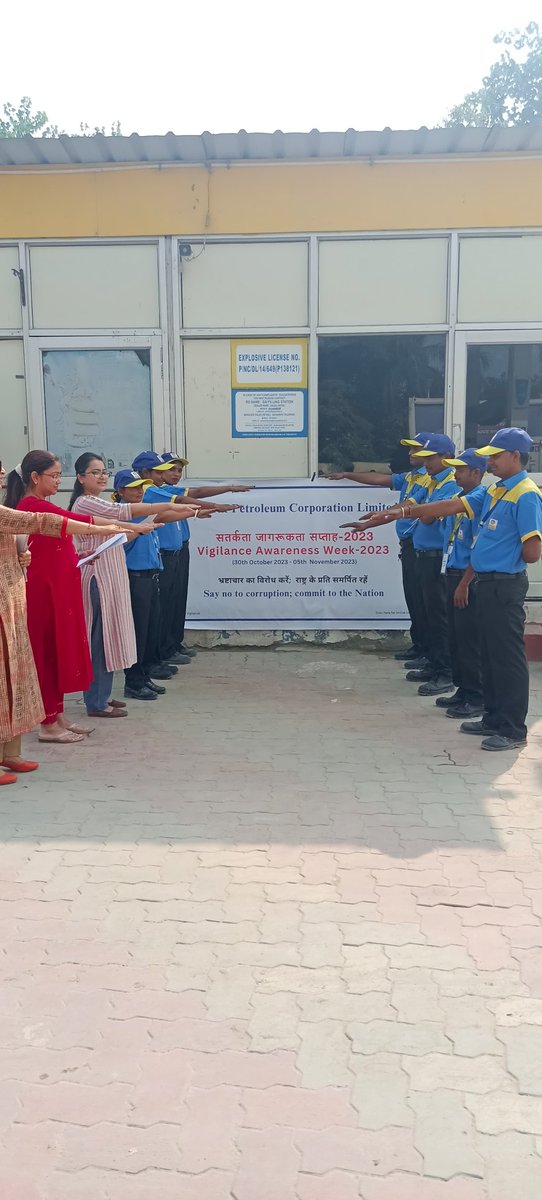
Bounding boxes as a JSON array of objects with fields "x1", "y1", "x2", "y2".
[
  {"x1": 173, "y1": 541, "x2": 190, "y2": 650},
  {"x1": 400, "y1": 538, "x2": 426, "y2": 654},
  {"x1": 445, "y1": 569, "x2": 483, "y2": 704},
  {"x1": 417, "y1": 550, "x2": 451, "y2": 676},
  {"x1": 125, "y1": 570, "x2": 161, "y2": 690},
  {"x1": 476, "y1": 572, "x2": 529, "y2": 741},
  {"x1": 158, "y1": 549, "x2": 181, "y2": 661}
]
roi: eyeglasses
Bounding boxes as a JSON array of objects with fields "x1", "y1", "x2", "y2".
[
  {"x1": 84, "y1": 469, "x2": 110, "y2": 478},
  {"x1": 44, "y1": 472, "x2": 62, "y2": 481}
]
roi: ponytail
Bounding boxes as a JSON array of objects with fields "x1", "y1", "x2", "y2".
[
  {"x1": 5, "y1": 450, "x2": 57, "y2": 509},
  {"x1": 69, "y1": 452, "x2": 105, "y2": 509}
]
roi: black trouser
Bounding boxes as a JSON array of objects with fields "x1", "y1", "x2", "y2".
[
  {"x1": 172, "y1": 541, "x2": 190, "y2": 650},
  {"x1": 158, "y1": 549, "x2": 181, "y2": 661},
  {"x1": 416, "y1": 550, "x2": 451, "y2": 676},
  {"x1": 125, "y1": 570, "x2": 161, "y2": 690},
  {"x1": 446, "y1": 568, "x2": 483, "y2": 704},
  {"x1": 400, "y1": 538, "x2": 426, "y2": 654},
  {"x1": 476, "y1": 572, "x2": 529, "y2": 741}
]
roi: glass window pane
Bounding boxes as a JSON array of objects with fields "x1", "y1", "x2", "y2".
[
  {"x1": 318, "y1": 334, "x2": 446, "y2": 472},
  {"x1": 465, "y1": 344, "x2": 542, "y2": 472},
  {"x1": 43, "y1": 348, "x2": 152, "y2": 475}
]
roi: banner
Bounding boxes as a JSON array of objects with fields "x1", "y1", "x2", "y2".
[{"x1": 186, "y1": 482, "x2": 409, "y2": 630}]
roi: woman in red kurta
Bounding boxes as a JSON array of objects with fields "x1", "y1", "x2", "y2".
[{"x1": 6, "y1": 451, "x2": 131, "y2": 745}]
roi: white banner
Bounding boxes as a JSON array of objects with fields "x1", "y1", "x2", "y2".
[{"x1": 186, "y1": 482, "x2": 409, "y2": 630}]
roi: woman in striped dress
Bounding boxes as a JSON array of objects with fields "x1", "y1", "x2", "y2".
[{"x1": 69, "y1": 453, "x2": 199, "y2": 717}]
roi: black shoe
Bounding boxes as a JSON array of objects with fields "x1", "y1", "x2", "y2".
[
  {"x1": 482, "y1": 734, "x2": 527, "y2": 752},
  {"x1": 179, "y1": 644, "x2": 197, "y2": 658},
  {"x1": 124, "y1": 685, "x2": 158, "y2": 701},
  {"x1": 167, "y1": 651, "x2": 191, "y2": 665},
  {"x1": 147, "y1": 665, "x2": 174, "y2": 680},
  {"x1": 403, "y1": 657, "x2": 429, "y2": 671},
  {"x1": 418, "y1": 675, "x2": 454, "y2": 697},
  {"x1": 445, "y1": 701, "x2": 484, "y2": 719},
  {"x1": 405, "y1": 667, "x2": 434, "y2": 682},
  {"x1": 144, "y1": 679, "x2": 167, "y2": 695},
  {"x1": 394, "y1": 647, "x2": 419, "y2": 661},
  {"x1": 460, "y1": 720, "x2": 499, "y2": 736},
  {"x1": 436, "y1": 689, "x2": 464, "y2": 709}
]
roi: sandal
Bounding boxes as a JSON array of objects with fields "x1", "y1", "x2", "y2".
[
  {"x1": 64, "y1": 723, "x2": 94, "y2": 736},
  {"x1": 0, "y1": 771, "x2": 17, "y2": 785},
  {"x1": 39, "y1": 730, "x2": 84, "y2": 744},
  {"x1": 86, "y1": 707, "x2": 127, "y2": 718},
  {"x1": 1, "y1": 759, "x2": 39, "y2": 773}
]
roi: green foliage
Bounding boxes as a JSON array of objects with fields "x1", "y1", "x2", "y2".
[
  {"x1": 0, "y1": 96, "x2": 122, "y2": 138},
  {"x1": 445, "y1": 22, "x2": 542, "y2": 126}
]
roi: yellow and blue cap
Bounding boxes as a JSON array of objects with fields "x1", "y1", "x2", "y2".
[
  {"x1": 161, "y1": 451, "x2": 189, "y2": 467},
  {"x1": 413, "y1": 433, "x2": 456, "y2": 458},
  {"x1": 475, "y1": 427, "x2": 534, "y2": 457},
  {"x1": 443, "y1": 448, "x2": 488, "y2": 472},
  {"x1": 400, "y1": 430, "x2": 433, "y2": 447},
  {"x1": 113, "y1": 469, "x2": 144, "y2": 490}
]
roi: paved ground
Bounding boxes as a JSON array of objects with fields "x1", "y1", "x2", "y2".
[{"x1": 2, "y1": 647, "x2": 542, "y2": 1199}]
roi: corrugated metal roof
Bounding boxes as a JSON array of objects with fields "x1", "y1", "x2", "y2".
[{"x1": 1, "y1": 126, "x2": 541, "y2": 168}]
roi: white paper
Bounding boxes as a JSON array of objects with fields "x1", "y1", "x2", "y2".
[{"x1": 77, "y1": 532, "x2": 127, "y2": 568}]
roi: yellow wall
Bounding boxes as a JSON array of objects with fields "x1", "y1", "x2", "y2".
[{"x1": 1, "y1": 157, "x2": 542, "y2": 238}]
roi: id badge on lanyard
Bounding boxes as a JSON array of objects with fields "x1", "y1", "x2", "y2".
[{"x1": 441, "y1": 545, "x2": 452, "y2": 575}]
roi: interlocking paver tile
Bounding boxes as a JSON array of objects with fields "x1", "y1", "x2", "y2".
[{"x1": 0, "y1": 648, "x2": 541, "y2": 1197}]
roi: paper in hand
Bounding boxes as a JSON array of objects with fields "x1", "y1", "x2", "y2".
[{"x1": 77, "y1": 532, "x2": 128, "y2": 568}]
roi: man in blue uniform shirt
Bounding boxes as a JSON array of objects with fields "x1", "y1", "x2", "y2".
[
  {"x1": 406, "y1": 434, "x2": 461, "y2": 696},
  {"x1": 325, "y1": 433, "x2": 431, "y2": 663},
  {"x1": 435, "y1": 449, "x2": 487, "y2": 719}
]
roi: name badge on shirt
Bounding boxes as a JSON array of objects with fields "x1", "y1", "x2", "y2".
[{"x1": 487, "y1": 517, "x2": 498, "y2": 530}]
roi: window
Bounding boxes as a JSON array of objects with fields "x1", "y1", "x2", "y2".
[
  {"x1": 43, "y1": 348, "x2": 152, "y2": 474},
  {"x1": 318, "y1": 334, "x2": 446, "y2": 472},
  {"x1": 465, "y1": 343, "x2": 542, "y2": 472}
]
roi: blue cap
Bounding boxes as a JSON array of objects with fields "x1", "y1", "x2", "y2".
[
  {"x1": 413, "y1": 434, "x2": 456, "y2": 458},
  {"x1": 476, "y1": 427, "x2": 534, "y2": 457},
  {"x1": 400, "y1": 430, "x2": 433, "y2": 447},
  {"x1": 161, "y1": 451, "x2": 189, "y2": 466},
  {"x1": 443, "y1": 448, "x2": 488, "y2": 472},
  {"x1": 132, "y1": 451, "x2": 174, "y2": 473},
  {"x1": 113, "y1": 469, "x2": 144, "y2": 490}
]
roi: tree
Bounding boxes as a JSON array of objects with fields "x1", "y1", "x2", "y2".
[
  {"x1": 444, "y1": 22, "x2": 542, "y2": 126},
  {"x1": 0, "y1": 96, "x2": 122, "y2": 138}
]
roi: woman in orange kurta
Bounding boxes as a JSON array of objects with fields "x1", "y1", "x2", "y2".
[{"x1": 0, "y1": 493, "x2": 123, "y2": 782}]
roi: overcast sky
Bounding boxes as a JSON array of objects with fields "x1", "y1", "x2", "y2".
[{"x1": 2, "y1": 0, "x2": 541, "y2": 136}]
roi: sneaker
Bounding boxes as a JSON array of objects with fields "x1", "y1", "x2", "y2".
[
  {"x1": 167, "y1": 651, "x2": 192, "y2": 665},
  {"x1": 405, "y1": 667, "x2": 434, "y2": 682},
  {"x1": 144, "y1": 679, "x2": 167, "y2": 695},
  {"x1": 179, "y1": 644, "x2": 197, "y2": 658},
  {"x1": 482, "y1": 734, "x2": 527, "y2": 751},
  {"x1": 460, "y1": 720, "x2": 498, "y2": 736},
  {"x1": 394, "y1": 647, "x2": 419, "y2": 661},
  {"x1": 403, "y1": 657, "x2": 429, "y2": 671},
  {"x1": 124, "y1": 685, "x2": 158, "y2": 701},
  {"x1": 445, "y1": 701, "x2": 484, "y2": 719},
  {"x1": 418, "y1": 675, "x2": 454, "y2": 697},
  {"x1": 436, "y1": 689, "x2": 464, "y2": 709}
]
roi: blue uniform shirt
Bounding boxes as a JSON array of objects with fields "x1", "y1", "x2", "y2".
[
  {"x1": 391, "y1": 469, "x2": 429, "y2": 540},
  {"x1": 468, "y1": 470, "x2": 542, "y2": 575},
  {"x1": 123, "y1": 516, "x2": 163, "y2": 571},
  {"x1": 143, "y1": 480, "x2": 190, "y2": 544},
  {"x1": 412, "y1": 469, "x2": 461, "y2": 552},
  {"x1": 443, "y1": 484, "x2": 487, "y2": 571},
  {"x1": 142, "y1": 482, "x2": 184, "y2": 551}
]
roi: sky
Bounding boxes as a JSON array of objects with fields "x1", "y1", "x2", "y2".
[{"x1": 2, "y1": 0, "x2": 541, "y2": 136}]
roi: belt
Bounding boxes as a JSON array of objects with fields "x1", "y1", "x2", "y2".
[
  {"x1": 128, "y1": 569, "x2": 160, "y2": 577},
  {"x1": 476, "y1": 571, "x2": 527, "y2": 581},
  {"x1": 446, "y1": 568, "x2": 464, "y2": 576},
  {"x1": 416, "y1": 550, "x2": 442, "y2": 558},
  {"x1": 160, "y1": 549, "x2": 180, "y2": 557}
]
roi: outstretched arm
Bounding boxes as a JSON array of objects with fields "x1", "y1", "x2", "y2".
[
  {"x1": 341, "y1": 495, "x2": 467, "y2": 532},
  {"x1": 0, "y1": 508, "x2": 121, "y2": 539}
]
